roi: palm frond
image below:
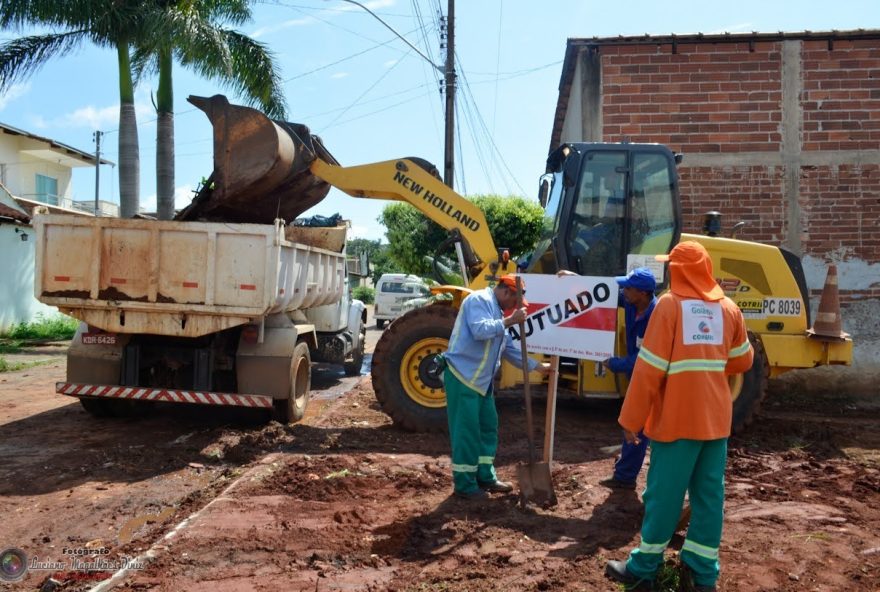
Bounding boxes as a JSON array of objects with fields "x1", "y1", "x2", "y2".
[{"x1": 0, "y1": 30, "x2": 90, "y2": 89}]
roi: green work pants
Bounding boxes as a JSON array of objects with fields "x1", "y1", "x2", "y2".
[
  {"x1": 444, "y1": 368, "x2": 499, "y2": 494},
  {"x1": 627, "y1": 438, "x2": 727, "y2": 587}
]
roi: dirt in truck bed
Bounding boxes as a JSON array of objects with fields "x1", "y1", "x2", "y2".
[{"x1": 2, "y1": 364, "x2": 879, "y2": 591}]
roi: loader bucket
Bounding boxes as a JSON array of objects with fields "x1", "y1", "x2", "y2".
[{"x1": 177, "y1": 94, "x2": 338, "y2": 224}]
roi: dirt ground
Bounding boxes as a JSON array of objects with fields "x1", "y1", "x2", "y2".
[{"x1": 2, "y1": 341, "x2": 879, "y2": 591}]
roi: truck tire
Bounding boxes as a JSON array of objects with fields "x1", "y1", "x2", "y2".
[
  {"x1": 372, "y1": 304, "x2": 457, "y2": 432},
  {"x1": 376, "y1": 319, "x2": 385, "y2": 330},
  {"x1": 730, "y1": 333, "x2": 769, "y2": 433},
  {"x1": 79, "y1": 397, "x2": 152, "y2": 418},
  {"x1": 79, "y1": 397, "x2": 113, "y2": 418},
  {"x1": 274, "y1": 341, "x2": 311, "y2": 424},
  {"x1": 344, "y1": 323, "x2": 367, "y2": 376}
]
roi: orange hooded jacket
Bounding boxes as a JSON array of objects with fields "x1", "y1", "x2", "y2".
[{"x1": 618, "y1": 241, "x2": 754, "y2": 442}]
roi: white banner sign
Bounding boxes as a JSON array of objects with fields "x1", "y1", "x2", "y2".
[{"x1": 506, "y1": 274, "x2": 618, "y2": 361}]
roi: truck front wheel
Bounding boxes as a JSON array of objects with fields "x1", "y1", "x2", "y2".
[{"x1": 274, "y1": 341, "x2": 311, "y2": 424}]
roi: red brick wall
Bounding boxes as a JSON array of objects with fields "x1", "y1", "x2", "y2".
[
  {"x1": 598, "y1": 39, "x2": 880, "y2": 267},
  {"x1": 677, "y1": 165, "x2": 786, "y2": 243},
  {"x1": 799, "y1": 164, "x2": 880, "y2": 263},
  {"x1": 802, "y1": 40, "x2": 880, "y2": 151},
  {"x1": 601, "y1": 42, "x2": 783, "y2": 153}
]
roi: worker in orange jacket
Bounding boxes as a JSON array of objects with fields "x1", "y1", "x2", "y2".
[{"x1": 605, "y1": 241, "x2": 754, "y2": 592}]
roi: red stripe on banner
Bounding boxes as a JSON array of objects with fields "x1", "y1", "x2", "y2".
[
  {"x1": 240, "y1": 284, "x2": 257, "y2": 291},
  {"x1": 182, "y1": 281, "x2": 199, "y2": 288},
  {"x1": 110, "y1": 277, "x2": 127, "y2": 285},
  {"x1": 558, "y1": 307, "x2": 618, "y2": 331},
  {"x1": 54, "y1": 275, "x2": 71, "y2": 282}
]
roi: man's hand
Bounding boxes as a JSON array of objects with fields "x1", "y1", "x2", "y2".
[
  {"x1": 623, "y1": 429, "x2": 641, "y2": 445},
  {"x1": 503, "y1": 307, "x2": 528, "y2": 327},
  {"x1": 534, "y1": 362, "x2": 554, "y2": 376},
  {"x1": 556, "y1": 269, "x2": 578, "y2": 277}
]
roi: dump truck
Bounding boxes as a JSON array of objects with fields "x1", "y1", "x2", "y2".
[{"x1": 33, "y1": 205, "x2": 366, "y2": 422}]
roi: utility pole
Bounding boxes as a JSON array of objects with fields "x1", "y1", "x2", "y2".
[
  {"x1": 442, "y1": 0, "x2": 455, "y2": 189},
  {"x1": 93, "y1": 130, "x2": 102, "y2": 217}
]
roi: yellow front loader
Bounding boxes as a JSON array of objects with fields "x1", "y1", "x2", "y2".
[{"x1": 189, "y1": 94, "x2": 852, "y2": 433}]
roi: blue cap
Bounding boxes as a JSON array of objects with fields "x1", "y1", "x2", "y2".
[{"x1": 615, "y1": 267, "x2": 656, "y2": 293}]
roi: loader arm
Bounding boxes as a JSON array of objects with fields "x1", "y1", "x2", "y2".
[{"x1": 310, "y1": 157, "x2": 499, "y2": 287}]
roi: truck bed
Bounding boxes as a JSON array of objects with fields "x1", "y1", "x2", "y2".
[{"x1": 33, "y1": 214, "x2": 345, "y2": 338}]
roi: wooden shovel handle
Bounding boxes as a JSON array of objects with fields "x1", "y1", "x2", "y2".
[{"x1": 515, "y1": 277, "x2": 536, "y2": 464}]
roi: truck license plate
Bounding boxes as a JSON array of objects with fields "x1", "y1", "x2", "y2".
[{"x1": 82, "y1": 333, "x2": 117, "y2": 345}]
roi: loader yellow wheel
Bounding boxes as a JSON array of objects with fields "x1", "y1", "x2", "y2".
[
  {"x1": 730, "y1": 333, "x2": 769, "y2": 434},
  {"x1": 372, "y1": 304, "x2": 457, "y2": 432},
  {"x1": 399, "y1": 337, "x2": 448, "y2": 407}
]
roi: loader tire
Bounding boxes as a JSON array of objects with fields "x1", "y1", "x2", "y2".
[
  {"x1": 274, "y1": 342, "x2": 311, "y2": 424},
  {"x1": 371, "y1": 304, "x2": 457, "y2": 432},
  {"x1": 730, "y1": 333, "x2": 769, "y2": 434}
]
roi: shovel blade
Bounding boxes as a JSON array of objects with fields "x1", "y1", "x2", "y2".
[{"x1": 516, "y1": 462, "x2": 556, "y2": 506}]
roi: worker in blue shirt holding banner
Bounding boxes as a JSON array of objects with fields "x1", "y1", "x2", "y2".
[
  {"x1": 559, "y1": 266, "x2": 657, "y2": 489},
  {"x1": 601, "y1": 267, "x2": 657, "y2": 489},
  {"x1": 442, "y1": 274, "x2": 552, "y2": 501}
]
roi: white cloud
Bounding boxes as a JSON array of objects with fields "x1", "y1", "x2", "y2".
[
  {"x1": 348, "y1": 223, "x2": 386, "y2": 241},
  {"x1": 251, "y1": 16, "x2": 315, "y2": 39},
  {"x1": 383, "y1": 59, "x2": 398, "y2": 68},
  {"x1": 31, "y1": 96, "x2": 153, "y2": 131},
  {"x1": 706, "y1": 23, "x2": 754, "y2": 34},
  {"x1": 0, "y1": 82, "x2": 30, "y2": 111},
  {"x1": 330, "y1": 72, "x2": 350, "y2": 79},
  {"x1": 335, "y1": 0, "x2": 396, "y2": 12}
]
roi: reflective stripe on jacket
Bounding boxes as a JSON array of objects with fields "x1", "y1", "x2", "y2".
[
  {"x1": 445, "y1": 287, "x2": 537, "y2": 395},
  {"x1": 619, "y1": 292, "x2": 754, "y2": 441}
]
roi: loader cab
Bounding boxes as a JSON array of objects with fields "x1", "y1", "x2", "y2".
[{"x1": 530, "y1": 143, "x2": 681, "y2": 278}]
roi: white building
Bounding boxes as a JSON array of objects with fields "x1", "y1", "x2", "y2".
[{"x1": 0, "y1": 123, "x2": 113, "y2": 331}]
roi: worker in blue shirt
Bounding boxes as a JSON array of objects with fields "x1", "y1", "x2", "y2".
[
  {"x1": 602, "y1": 267, "x2": 658, "y2": 489},
  {"x1": 443, "y1": 274, "x2": 552, "y2": 501}
]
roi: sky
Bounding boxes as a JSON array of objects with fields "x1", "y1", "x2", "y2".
[{"x1": 0, "y1": 0, "x2": 877, "y2": 241}]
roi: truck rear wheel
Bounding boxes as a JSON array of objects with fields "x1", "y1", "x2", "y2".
[
  {"x1": 372, "y1": 305, "x2": 457, "y2": 432},
  {"x1": 79, "y1": 397, "x2": 152, "y2": 418},
  {"x1": 730, "y1": 333, "x2": 769, "y2": 433},
  {"x1": 274, "y1": 341, "x2": 311, "y2": 424}
]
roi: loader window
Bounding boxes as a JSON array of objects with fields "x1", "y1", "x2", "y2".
[
  {"x1": 567, "y1": 152, "x2": 627, "y2": 276},
  {"x1": 629, "y1": 152, "x2": 677, "y2": 257}
]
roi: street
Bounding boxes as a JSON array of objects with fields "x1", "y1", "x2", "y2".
[{"x1": 1, "y1": 323, "x2": 879, "y2": 591}]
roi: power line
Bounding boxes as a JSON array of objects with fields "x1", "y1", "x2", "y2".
[
  {"x1": 320, "y1": 89, "x2": 434, "y2": 130},
  {"x1": 283, "y1": 25, "x2": 423, "y2": 82},
  {"x1": 456, "y1": 53, "x2": 525, "y2": 196},
  {"x1": 319, "y1": 49, "x2": 412, "y2": 131},
  {"x1": 492, "y1": 1, "x2": 502, "y2": 134}
]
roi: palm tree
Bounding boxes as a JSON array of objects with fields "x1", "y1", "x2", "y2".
[
  {"x1": 134, "y1": 0, "x2": 286, "y2": 220},
  {"x1": 0, "y1": 1, "x2": 155, "y2": 217}
]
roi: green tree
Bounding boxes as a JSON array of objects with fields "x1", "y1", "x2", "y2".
[
  {"x1": 0, "y1": 0, "x2": 160, "y2": 217},
  {"x1": 380, "y1": 194, "x2": 544, "y2": 280},
  {"x1": 133, "y1": 0, "x2": 286, "y2": 219},
  {"x1": 347, "y1": 237, "x2": 396, "y2": 285}
]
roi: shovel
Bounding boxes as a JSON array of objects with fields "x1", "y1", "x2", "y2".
[{"x1": 514, "y1": 277, "x2": 556, "y2": 507}]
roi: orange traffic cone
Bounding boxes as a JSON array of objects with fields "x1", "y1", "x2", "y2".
[{"x1": 807, "y1": 264, "x2": 850, "y2": 341}]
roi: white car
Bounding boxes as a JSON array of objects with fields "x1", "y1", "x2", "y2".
[{"x1": 374, "y1": 273, "x2": 431, "y2": 329}]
